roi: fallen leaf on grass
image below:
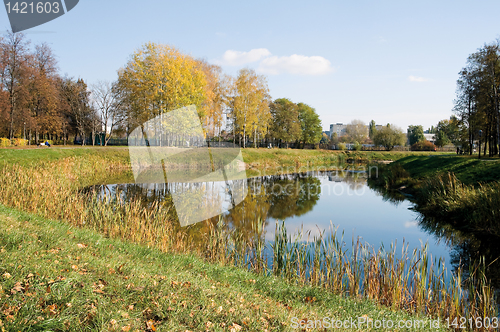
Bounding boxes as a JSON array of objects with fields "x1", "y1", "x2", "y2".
[
  {"x1": 2, "y1": 273, "x2": 11, "y2": 279},
  {"x1": 45, "y1": 304, "x2": 58, "y2": 316},
  {"x1": 10, "y1": 282, "x2": 24, "y2": 294},
  {"x1": 304, "y1": 296, "x2": 316, "y2": 303},
  {"x1": 76, "y1": 243, "x2": 88, "y2": 249},
  {"x1": 230, "y1": 323, "x2": 242, "y2": 332},
  {"x1": 146, "y1": 319, "x2": 156, "y2": 331}
]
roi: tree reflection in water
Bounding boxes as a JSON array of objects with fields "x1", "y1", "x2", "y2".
[{"x1": 84, "y1": 170, "x2": 369, "y2": 247}]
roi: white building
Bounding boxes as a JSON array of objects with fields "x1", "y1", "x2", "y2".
[{"x1": 330, "y1": 123, "x2": 348, "y2": 138}]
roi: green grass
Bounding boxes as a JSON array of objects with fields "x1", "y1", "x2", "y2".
[
  {"x1": 0, "y1": 146, "x2": 447, "y2": 174},
  {"x1": 392, "y1": 155, "x2": 500, "y2": 186},
  {"x1": 0, "y1": 146, "x2": 130, "y2": 169},
  {"x1": 0, "y1": 205, "x2": 450, "y2": 331}
]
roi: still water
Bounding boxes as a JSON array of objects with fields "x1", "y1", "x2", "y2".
[{"x1": 88, "y1": 171, "x2": 452, "y2": 269}]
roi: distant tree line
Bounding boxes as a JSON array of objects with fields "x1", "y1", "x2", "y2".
[{"x1": 0, "y1": 34, "x2": 324, "y2": 147}]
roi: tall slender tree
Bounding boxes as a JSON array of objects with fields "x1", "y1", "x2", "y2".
[
  {"x1": 231, "y1": 68, "x2": 271, "y2": 148},
  {"x1": 0, "y1": 32, "x2": 30, "y2": 139}
]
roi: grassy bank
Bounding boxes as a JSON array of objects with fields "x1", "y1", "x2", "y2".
[
  {"x1": 0, "y1": 146, "x2": 445, "y2": 173},
  {"x1": 368, "y1": 155, "x2": 500, "y2": 299},
  {"x1": 386, "y1": 155, "x2": 500, "y2": 186},
  {"x1": 0, "y1": 148, "x2": 491, "y2": 330},
  {"x1": 0, "y1": 146, "x2": 130, "y2": 169},
  {"x1": 0, "y1": 205, "x2": 450, "y2": 331},
  {"x1": 369, "y1": 155, "x2": 500, "y2": 231}
]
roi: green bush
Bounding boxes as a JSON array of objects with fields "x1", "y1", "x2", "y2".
[
  {"x1": 411, "y1": 140, "x2": 436, "y2": 151},
  {"x1": 353, "y1": 141, "x2": 362, "y2": 151},
  {"x1": 337, "y1": 143, "x2": 346, "y2": 151},
  {"x1": 0, "y1": 138, "x2": 11, "y2": 147}
]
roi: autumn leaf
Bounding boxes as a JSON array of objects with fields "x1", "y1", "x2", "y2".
[
  {"x1": 146, "y1": 319, "x2": 156, "y2": 331},
  {"x1": 304, "y1": 296, "x2": 316, "y2": 303},
  {"x1": 76, "y1": 243, "x2": 88, "y2": 249},
  {"x1": 10, "y1": 282, "x2": 24, "y2": 294},
  {"x1": 230, "y1": 323, "x2": 242, "y2": 332},
  {"x1": 2, "y1": 272, "x2": 11, "y2": 279},
  {"x1": 46, "y1": 304, "x2": 58, "y2": 316}
]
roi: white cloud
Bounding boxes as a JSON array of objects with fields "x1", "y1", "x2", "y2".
[
  {"x1": 404, "y1": 221, "x2": 418, "y2": 228},
  {"x1": 217, "y1": 48, "x2": 334, "y2": 76},
  {"x1": 258, "y1": 54, "x2": 333, "y2": 75},
  {"x1": 220, "y1": 48, "x2": 271, "y2": 66},
  {"x1": 408, "y1": 75, "x2": 428, "y2": 82}
]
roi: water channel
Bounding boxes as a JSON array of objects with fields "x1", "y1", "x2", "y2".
[{"x1": 86, "y1": 170, "x2": 478, "y2": 282}]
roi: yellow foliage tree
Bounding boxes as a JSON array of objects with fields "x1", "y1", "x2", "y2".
[
  {"x1": 117, "y1": 43, "x2": 207, "y2": 132},
  {"x1": 231, "y1": 68, "x2": 271, "y2": 148},
  {"x1": 197, "y1": 60, "x2": 229, "y2": 140}
]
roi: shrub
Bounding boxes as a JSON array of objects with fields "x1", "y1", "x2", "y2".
[
  {"x1": 353, "y1": 141, "x2": 362, "y2": 151},
  {"x1": 0, "y1": 138, "x2": 11, "y2": 147},
  {"x1": 411, "y1": 140, "x2": 436, "y2": 151},
  {"x1": 13, "y1": 138, "x2": 28, "y2": 146},
  {"x1": 337, "y1": 143, "x2": 346, "y2": 151}
]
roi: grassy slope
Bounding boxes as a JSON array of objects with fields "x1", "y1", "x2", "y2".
[
  {"x1": 393, "y1": 155, "x2": 500, "y2": 185},
  {"x1": 0, "y1": 205, "x2": 448, "y2": 332},
  {"x1": 0, "y1": 147, "x2": 130, "y2": 168},
  {"x1": 0, "y1": 146, "x2": 444, "y2": 169}
]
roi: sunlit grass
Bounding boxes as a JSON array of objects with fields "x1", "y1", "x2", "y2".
[
  {"x1": 3, "y1": 205, "x2": 450, "y2": 331},
  {"x1": 0, "y1": 152, "x2": 496, "y2": 330}
]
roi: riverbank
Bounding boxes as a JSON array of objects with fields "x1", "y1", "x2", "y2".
[
  {"x1": 386, "y1": 154, "x2": 500, "y2": 186},
  {"x1": 0, "y1": 146, "x2": 445, "y2": 173},
  {"x1": 0, "y1": 205, "x2": 448, "y2": 331},
  {"x1": 0, "y1": 148, "x2": 487, "y2": 330},
  {"x1": 369, "y1": 155, "x2": 500, "y2": 292}
]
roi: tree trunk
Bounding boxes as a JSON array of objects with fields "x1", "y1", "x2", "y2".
[
  {"x1": 243, "y1": 124, "x2": 246, "y2": 148},
  {"x1": 254, "y1": 127, "x2": 257, "y2": 148}
]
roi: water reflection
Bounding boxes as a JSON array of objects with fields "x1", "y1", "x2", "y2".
[
  {"x1": 418, "y1": 214, "x2": 500, "y2": 290},
  {"x1": 367, "y1": 180, "x2": 500, "y2": 291},
  {"x1": 85, "y1": 169, "x2": 366, "y2": 232},
  {"x1": 85, "y1": 171, "x2": 458, "y2": 274}
]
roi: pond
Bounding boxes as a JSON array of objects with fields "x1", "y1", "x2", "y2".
[{"x1": 86, "y1": 170, "x2": 458, "y2": 275}]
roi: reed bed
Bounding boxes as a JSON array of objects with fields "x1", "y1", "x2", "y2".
[
  {"x1": 0, "y1": 156, "x2": 497, "y2": 331},
  {"x1": 206, "y1": 221, "x2": 498, "y2": 330},
  {"x1": 416, "y1": 173, "x2": 500, "y2": 236}
]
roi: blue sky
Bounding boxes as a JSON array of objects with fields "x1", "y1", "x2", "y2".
[{"x1": 2, "y1": 0, "x2": 500, "y2": 131}]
